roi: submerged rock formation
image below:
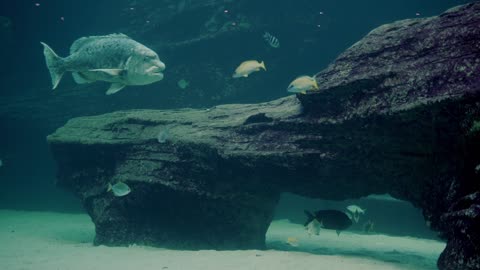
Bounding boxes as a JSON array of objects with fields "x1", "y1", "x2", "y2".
[{"x1": 48, "y1": 3, "x2": 480, "y2": 269}]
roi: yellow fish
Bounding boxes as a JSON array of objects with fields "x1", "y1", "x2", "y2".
[
  {"x1": 287, "y1": 75, "x2": 319, "y2": 94},
  {"x1": 232, "y1": 60, "x2": 266, "y2": 78},
  {"x1": 286, "y1": 237, "x2": 300, "y2": 247}
]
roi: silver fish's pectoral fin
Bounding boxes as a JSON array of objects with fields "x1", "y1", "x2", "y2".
[
  {"x1": 72, "y1": 72, "x2": 94, "y2": 84},
  {"x1": 89, "y1": 69, "x2": 124, "y2": 76},
  {"x1": 106, "y1": 83, "x2": 126, "y2": 95}
]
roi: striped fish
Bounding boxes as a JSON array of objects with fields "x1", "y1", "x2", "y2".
[{"x1": 263, "y1": 32, "x2": 280, "y2": 48}]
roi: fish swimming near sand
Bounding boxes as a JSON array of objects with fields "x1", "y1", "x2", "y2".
[
  {"x1": 107, "y1": 182, "x2": 131, "y2": 197},
  {"x1": 305, "y1": 210, "x2": 352, "y2": 236},
  {"x1": 263, "y1": 32, "x2": 280, "y2": 48},
  {"x1": 41, "y1": 33, "x2": 166, "y2": 95},
  {"x1": 346, "y1": 205, "x2": 366, "y2": 223},
  {"x1": 285, "y1": 237, "x2": 300, "y2": 247},
  {"x1": 232, "y1": 60, "x2": 266, "y2": 78},
  {"x1": 305, "y1": 218, "x2": 322, "y2": 236},
  {"x1": 287, "y1": 75, "x2": 319, "y2": 94}
]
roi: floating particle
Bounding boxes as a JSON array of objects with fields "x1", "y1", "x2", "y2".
[
  {"x1": 177, "y1": 79, "x2": 189, "y2": 89},
  {"x1": 35, "y1": 3, "x2": 40, "y2": 6},
  {"x1": 319, "y1": 11, "x2": 324, "y2": 15},
  {"x1": 416, "y1": 12, "x2": 421, "y2": 16},
  {"x1": 60, "y1": 16, "x2": 65, "y2": 21},
  {"x1": 224, "y1": 9, "x2": 229, "y2": 13}
]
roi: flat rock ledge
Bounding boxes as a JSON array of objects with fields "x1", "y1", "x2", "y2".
[{"x1": 48, "y1": 3, "x2": 480, "y2": 269}]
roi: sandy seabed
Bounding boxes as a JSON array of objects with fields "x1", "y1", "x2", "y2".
[{"x1": 0, "y1": 210, "x2": 445, "y2": 270}]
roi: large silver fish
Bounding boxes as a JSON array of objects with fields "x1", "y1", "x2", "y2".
[{"x1": 41, "y1": 34, "x2": 166, "y2": 95}]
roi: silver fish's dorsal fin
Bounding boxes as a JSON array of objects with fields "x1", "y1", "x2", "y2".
[
  {"x1": 70, "y1": 37, "x2": 99, "y2": 54},
  {"x1": 106, "y1": 83, "x2": 126, "y2": 95},
  {"x1": 70, "y1": 34, "x2": 130, "y2": 54}
]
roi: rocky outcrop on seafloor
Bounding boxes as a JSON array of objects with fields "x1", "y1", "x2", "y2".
[{"x1": 48, "y1": 3, "x2": 480, "y2": 269}]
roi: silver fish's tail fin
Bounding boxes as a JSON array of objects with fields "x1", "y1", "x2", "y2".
[{"x1": 40, "y1": 42, "x2": 65, "y2": 89}]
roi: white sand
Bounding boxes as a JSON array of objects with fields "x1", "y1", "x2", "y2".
[{"x1": 0, "y1": 210, "x2": 445, "y2": 270}]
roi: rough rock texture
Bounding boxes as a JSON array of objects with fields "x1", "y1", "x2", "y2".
[
  {"x1": 439, "y1": 192, "x2": 480, "y2": 269},
  {"x1": 48, "y1": 3, "x2": 480, "y2": 268}
]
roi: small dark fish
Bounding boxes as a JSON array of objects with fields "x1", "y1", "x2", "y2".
[
  {"x1": 304, "y1": 210, "x2": 352, "y2": 236},
  {"x1": 263, "y1": 32, "x2": 280, "y2": 48}
]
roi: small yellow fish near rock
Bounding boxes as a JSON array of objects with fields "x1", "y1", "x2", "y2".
[
  {"x1": 285, "y1": 237, "x2": 300, "y2": 247},
  {"x1": 287, "y1": 75, "x2": 319, "y2": 94},
  {"x1": 232, "y1": 60, "x2": 266, "y2": 78}
]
